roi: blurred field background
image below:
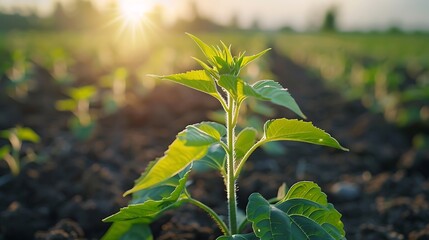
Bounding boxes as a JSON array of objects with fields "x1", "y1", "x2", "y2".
[{"x1": 1, "y1": 0, "x2": 429, "y2": 239}]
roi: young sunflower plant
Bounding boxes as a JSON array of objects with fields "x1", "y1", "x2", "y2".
[{"x1": 102, "y1": 34, "x2": 348, "y2": 240}]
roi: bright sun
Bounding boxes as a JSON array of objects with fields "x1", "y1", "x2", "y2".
[
  {"x1": 118, "y1": 0, "x2": 151, "y2": 25},
  {"x1": 112, "y1": 0, "x2": 157, "y2": 42}
]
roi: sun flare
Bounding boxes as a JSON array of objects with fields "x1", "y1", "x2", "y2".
[
  {"x1": 118, "y1": 0, "x2": 151, "y2": 25},
  {"x1": 110, "y1": 0, "x2": 157, "y2": 43}
]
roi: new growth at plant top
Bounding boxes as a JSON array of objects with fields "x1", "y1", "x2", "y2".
[{"x1": 102, "y1": 34, "x2": 349, "y2": 239}]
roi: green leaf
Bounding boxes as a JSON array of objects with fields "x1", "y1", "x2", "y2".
[
  {"x1": 105, "y1": 168, "x2": 190, "y2": 222},
  {"x1": 218, "y1": 75, "x2": 258, "y2": 103},
  {"x1": 246, "y1": 181, "x2": 346, "y2": 240},
  {"x1": 68, "y1": 85, "x2": 96, "y2": 101},
  {"x1": 15, "y1": 127, "x2": 40, "y2": 143},
  {"x1": 235, "y1": 128, "x2": 257, "y2": 160},
  {"x1": 217, "y1": 233, "x2": 258, "y2": 240},
  {"x1": 178, "y1": 122, "x2": 226, "y2": 146},
  {"x1": 0, "y1": 127, "x2": 40, "y2": 143},
  {"x1": 153, "y1": 70, "x2": 221, "y2": 99},
  {"x1": 263, "y1": 119, "x2": 348, "y2": 151},
  {"x1": 196, "y1": 144, "x2": 226, "y2": 172},
  {"x1": 241, "y1": 48, "x2": 271, "y2": 68},
  {"x1": 55, "y1": 99, "x2": 77, "y2": 111},
  {"x1": 124, "y1": 122, "x2": 223, "y2": 195},
  {"x1": 101, "y1": 222, "x2": 152, "y2": 240},
  {"x1": 0, "y1": 145, "x2": 11, "y2": 159},
  {"x1": 192, "y1": 57, "x2": 217, "y2": 76},
  {"x1": 251, "y1": 80, "x2": 306, "y2": 119},
  {"x1": 187, "y1": 33, "x2": 218, "y2": 64}
]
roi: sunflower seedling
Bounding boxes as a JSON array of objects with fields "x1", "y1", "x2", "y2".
[
  {"x1": 56, "y1": 85, "x2": 96, "y2": 140},
  {"x1": 103, "y1": 34, "x2": 349, "y2": 239},
  {"x1": 0, "y1": 126, "x2": 40, "y2": 176}
]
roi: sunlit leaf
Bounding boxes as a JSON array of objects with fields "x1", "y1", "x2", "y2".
[
  {"x1": 192, "y1": 57, "x2": 217, "y2": 76},
  {"x1": 263, "y1": 119, "x2": 348, "y2": 151},
  {"x1": 251, "y1": 80, "x2": 306, "y2": 119},
  {"x1": 196, "y1": 144, "x2": 226, "y2": 172},
  {"x1": 0, "y1": 127, "x2": 39, "y2": 143},
  {"x1": 0, "y1": 145, "x2": 11, "y2": 160},
  {"x1": 187, "y1": 33, "x2": 218, "y2": 64},
  {"x1": 105, "y1": 169, "x2": 190, "y2": 222},
  {"x1": 247, "y1": 181, "x2": 346, "y2": 240},
  {"x1": 55, "y1": 99, "x2": 77, "y2": 111},
  {"x1": 218, "y1": 75, "x2": 258, "y2": 102},
  {"x1": 235, "y1": 128, "x2": 257, "y2": 160},
  {"x1": 15, "y1": 127, "x2": 40, "y2": 143},
  {"x1": 241, "y1": 48, "x2": 271, "y2": 68},
  {"x1": 124, "y1": 122, "x2": 225, "y2": 195},
  {"x1": 179, "y1": 122, "x2": 225, "y2": 146},
  {"x1": 68, "y1": 85, "x2": 96, "y2": 101},
  {"x1": 101, "y1": 222, "x2": 152, "y2": 240},
  {"x1": 152, "y1": 70, "x2": 221, "y2": 99}
]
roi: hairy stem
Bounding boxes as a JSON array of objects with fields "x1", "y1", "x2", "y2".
[
  {"x1": 226, "y1": 94, "x2": 238, "y2": 234},
  {"x1": 184, "y1": 197, "x2": 230, "y2": 235}
]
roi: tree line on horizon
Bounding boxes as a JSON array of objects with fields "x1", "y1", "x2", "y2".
[{"x1": 0, "y1": 0, "x2": 420, "y2": 34}]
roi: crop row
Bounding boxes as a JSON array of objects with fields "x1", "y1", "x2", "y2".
[{"x1": 274, "y1": 33, "x2": 429, "y2": 131}]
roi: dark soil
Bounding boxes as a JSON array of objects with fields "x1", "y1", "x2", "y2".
[{"x1": 1, "y1": 49, "x2": 428, "y2": 240}]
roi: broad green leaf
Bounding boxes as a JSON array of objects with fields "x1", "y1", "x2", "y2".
[
  {"x1": 105, "y1": 169, "x2": 190, "y2": 222},
  {"x1": 247, "y1": 181, "x2": 346, "y2": 240},
  {"x1": 131, "y1": 167, "x2": 187, "y2": 204},
  {"x1": 196, "y1": 144, "x2": 226, "y2": 172},
  {"x1": 101, "y1": 222, "x2": 152, "y2": 240},
  {"x1": 276, "y1": 183, "x2": 345, "y2": 238},
  {"x1": 281, "y1": 180, "x2": 328, "y2": 203},
  {"x1": 241, "y1": 48, "x2": 270, "y2": 68},
  {"x1": 251, "y1": 80, "x2": 306, "y2": 119},
  {"x1": 124, "y1": 122, "x2": 222, "y2": 195},
  {"x1": 68, "y1": 85, "x2": 96, "y2": 100},
  {"x1": 263, "y1": 119, "x2": 348, "y2": 151},
  {"x1": 179, "y1": 122, "x2": 225, "y2": 146},
  {"x1": 153, "y1": 70, "x2": 220, "y2": 99},
  {"x1": 235, "y1": 128, "x2": 257, "y2": 160},
  {"x1": 217, "y1": 233, "x2": 258, "y2": 240}
]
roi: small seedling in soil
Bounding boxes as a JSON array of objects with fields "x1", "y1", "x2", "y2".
[
  {"x1": 99, "y1": 67, "x2": 128, "y2": 115},
  {"x1": 56, "y1": 85, "x2": 96, "y2": 140},
  {"x1": 103, "y1": 34, "x2": 349, "y2": 239},
  {"x1": 0, "y1": 126, "x2": 40, "y2": 176},
  {"x1": 5, "y1": 50, "x2": 34, "y2": 100}
]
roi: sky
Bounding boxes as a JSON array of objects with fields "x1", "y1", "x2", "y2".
[{"x1": 1, "y1": 0, "x2": 429, "y2": 31}]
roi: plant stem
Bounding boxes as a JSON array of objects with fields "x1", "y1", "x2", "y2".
[
  {"x1": 226, "y1": 94, "x2": 238, "y2": 234},
  {"x1": 4, "y1": 153, "x2": 19, "y2": 176},
  {"x1": 234, "y1": 139, "x2": 265, "y2": 178},
  {"x1": 184, "y1": 197, "x2": 230, "y2": 235}
]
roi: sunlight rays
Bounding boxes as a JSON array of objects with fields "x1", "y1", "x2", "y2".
[{"x1": 105, "y1": 0, "x2": 159, "y2": 44}]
